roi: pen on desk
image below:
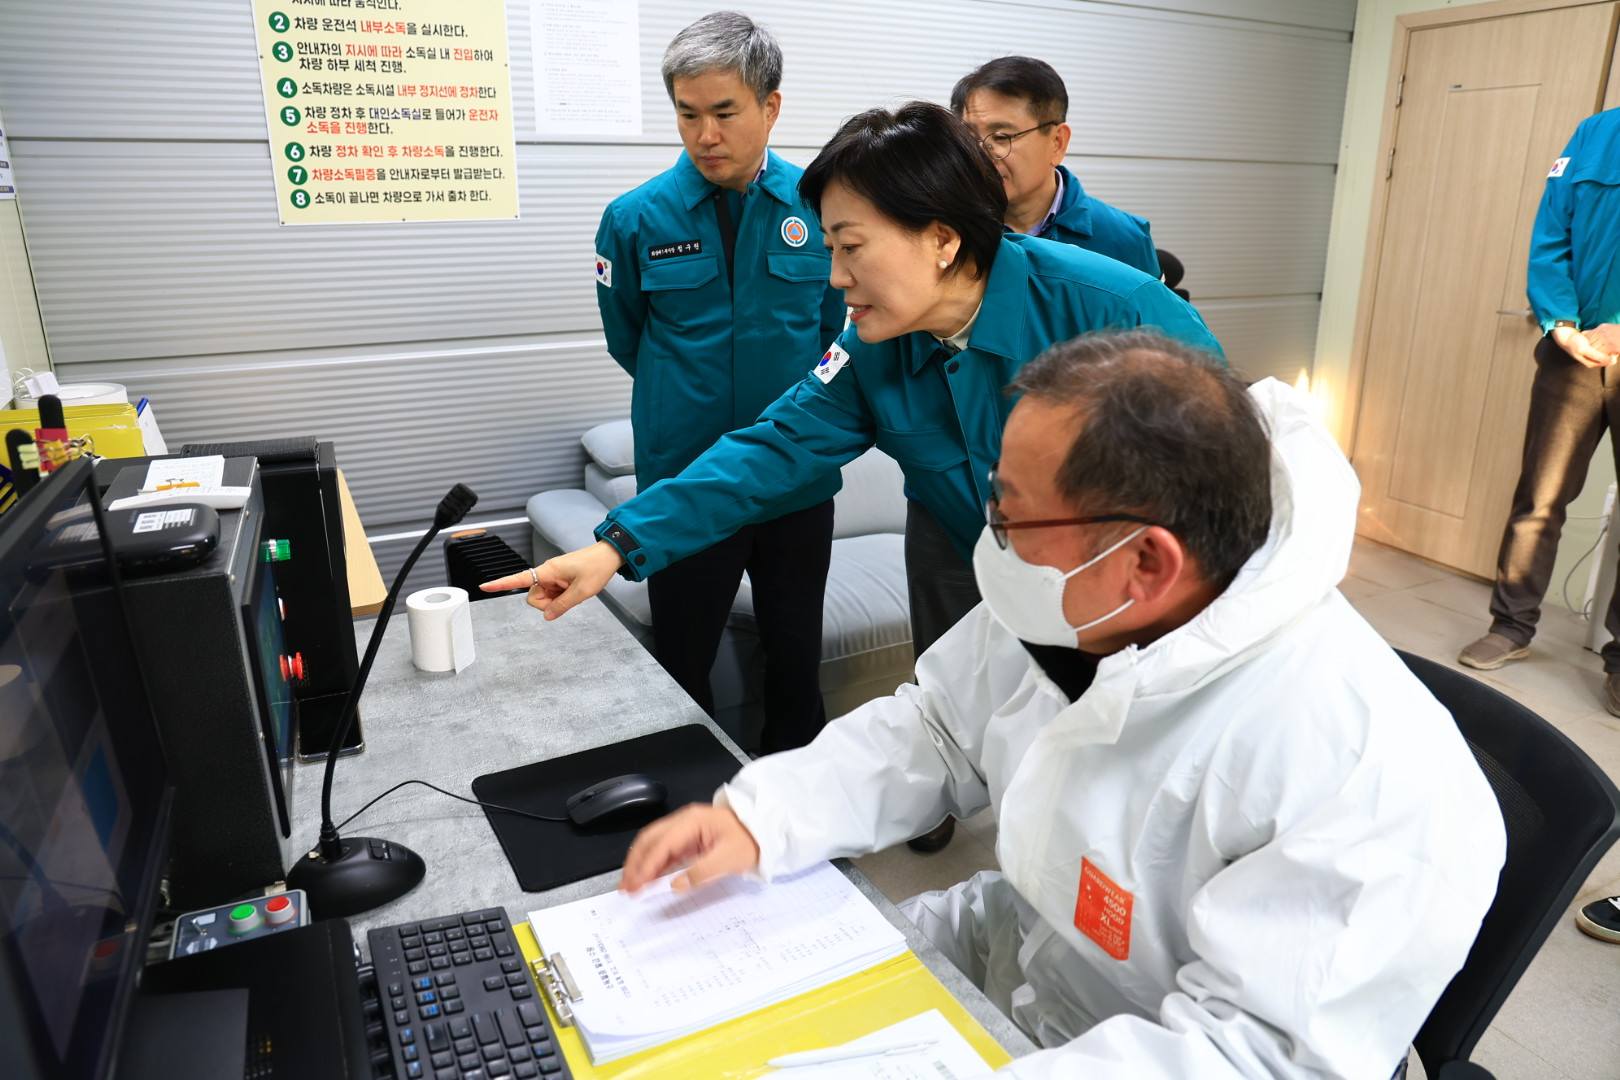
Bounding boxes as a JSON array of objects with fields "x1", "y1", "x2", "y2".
[{"x1": 766, "y1": 1038, "x2": 939, "y2": 1068}]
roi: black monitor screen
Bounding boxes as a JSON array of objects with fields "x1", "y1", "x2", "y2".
[{"x1": 0, "y1": 459, "x2": 170, "y2": 1080}]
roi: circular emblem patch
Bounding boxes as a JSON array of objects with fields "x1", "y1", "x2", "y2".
[{"x1": 781, "y1": 216, "x2": 809, "y2": 247}]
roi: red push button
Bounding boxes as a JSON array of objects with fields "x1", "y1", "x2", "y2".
[{"x1": 265, "y1": 895, "x2": 295, "y2": 926}]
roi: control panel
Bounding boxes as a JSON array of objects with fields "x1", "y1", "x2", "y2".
[{"x1": 169, "y1": 889, "x2": 311, "y2": 959}]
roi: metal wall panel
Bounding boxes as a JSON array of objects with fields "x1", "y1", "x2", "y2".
[
  {"x1": 630, "y1": 2, "x2": 1352, "y2": 163},
  {"x1": 1199, "y1": 296, "x2": 1322, "y2": 385},
  {"x1": 371, "y1": 517, "x2": 537, "y2": 602},
  {"x1": 10, "y1": 0, "x2": 1351, "y2": 557},
  {"x1": 0, "y1": 1, "x2": 1350, "y2": 164},
  {"x1": 16, "y1": 142, "x2": 1333, "y2": 363},
  {"x1": 57, "y1": 334, "x2": 631, "y2": 530},
  {"x1": 1065, "y1": 157, "x2": 1337, "y2": 301},
  {"x1": 15, "y1": 141, "x2": 676, "y2": 363}
]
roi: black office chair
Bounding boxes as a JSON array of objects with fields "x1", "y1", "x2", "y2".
[
  {"x1": 1156, "y1": 248, "x2": 1190, "y2": 301},
  {"x1": 1397, "y1": 650, "x2": 1620, "y2": 1079}
]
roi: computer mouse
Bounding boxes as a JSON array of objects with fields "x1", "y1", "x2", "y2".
[{"x1": 565, "y1": 773, "x2": 668, "y2": 828}]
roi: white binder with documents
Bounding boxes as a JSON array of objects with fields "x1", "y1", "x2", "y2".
[{"x1": 527, "y1": 861, "x2": 908, "y2": 1064}]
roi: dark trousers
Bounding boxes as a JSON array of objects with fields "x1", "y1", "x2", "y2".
[
  {"x1": 904, "y1": 500, "x2": 984, "y2": 661},
  {"x1": 1489, "y1": 335, "x2": 1620, "y2": 671},
  {"x1": 647, "y1": 500, "x2": 834, "y2": 753}
]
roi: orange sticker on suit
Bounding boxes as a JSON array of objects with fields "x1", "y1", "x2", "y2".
[{"x1": 1073, "y1": 857, "x2": 1133, "y2": 961}]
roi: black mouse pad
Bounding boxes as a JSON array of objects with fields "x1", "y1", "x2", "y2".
[{"x1": 471, "y1": 724, "x2": 744, "y2": 893}]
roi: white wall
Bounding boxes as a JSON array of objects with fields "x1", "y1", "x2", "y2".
[
  {"x1": 1314, "y1": 0, "x2": 1612, "y2": 611},
  {"x1": 0, "y1": 106, "x2": 47, "y2": 407},
  {"x1": 0, "y1": 0, "x2": 1355, "y2": 585}
]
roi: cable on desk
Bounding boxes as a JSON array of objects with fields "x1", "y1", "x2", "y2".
[{"x1": 334, "y1": 779, "x2": 571, "y2": 833}]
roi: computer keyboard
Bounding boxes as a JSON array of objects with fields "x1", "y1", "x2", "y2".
[{"x1": 361, "y1": 907, "x2": 572, "y2": 1080}]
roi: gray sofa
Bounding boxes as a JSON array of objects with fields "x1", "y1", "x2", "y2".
[{"x1": 527, "y1": 419, "x2": 915, "y2": 746}]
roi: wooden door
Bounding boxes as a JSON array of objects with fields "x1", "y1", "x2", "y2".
[{"x1": 1352, "y1": 3, "x2": 1618, "y2": 576}]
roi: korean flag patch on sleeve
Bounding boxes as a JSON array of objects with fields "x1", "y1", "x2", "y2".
[
  {"x1": 594, "y1": 253, "x2": 613, "y2": 288},
  {"x1": 1549, "y1": 156, "x2": 1570, "y2": 178},
  {"x1": 812, "y1": 342, "x2": 851, "y2": 384}
]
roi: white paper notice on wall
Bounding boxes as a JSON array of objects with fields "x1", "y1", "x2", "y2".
[
  {"x1": 0, "y1": 127, "x2": 16, "y2": 199},
  {"x1": 531, "y1": 0, "x2": 643, "y2": 137}
]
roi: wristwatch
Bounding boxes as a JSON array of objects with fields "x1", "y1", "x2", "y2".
[{"x1": 1553, "y1": 320, "x2": 1580, "y2": 331}]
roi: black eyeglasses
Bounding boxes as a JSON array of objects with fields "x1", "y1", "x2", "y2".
[
  {"x1": 979, "y1": 121, "x2": 1058, "y2": 161},
  {"x1": 985, "y1": 464, "x2": 1157, "y2": 550}
]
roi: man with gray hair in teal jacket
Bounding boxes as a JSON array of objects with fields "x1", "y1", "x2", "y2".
[{"x1": 590, "y1": 11, "x2": 845, "y2": 752}]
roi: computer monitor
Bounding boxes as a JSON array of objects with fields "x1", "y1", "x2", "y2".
[
  {"x1": 0, "y1": 458, "x2": 173, "y2": 1080},
  {"x1": 243, "y1": 546, "x2": 294, "y2": 830}
]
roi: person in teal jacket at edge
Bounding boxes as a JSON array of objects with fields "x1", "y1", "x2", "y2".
[
  {"x1": 483, "y1": 102, "x2": 1222, "y2": 846},
  {"x1": 1453, "y1": 106, "x2": 1620, "y2": 947},
  {"x1": 590, "y1": 13, "x2": 846, "y2": 754},
  {"x1": 952, "y1": 55, "x2": 1160, "y2": 276}
]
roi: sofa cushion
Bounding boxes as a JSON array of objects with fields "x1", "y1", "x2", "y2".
[
  {"x1": 527, "y1": 487, "x2": 603, "y2": 553},
  {"x1": 833, "y1": 449, "x2": 907, "y2": 539},
  {"x1": 585, "y1": 462, "x2": 638, "y2": 510},
  {"x1": 721, "y1": 533, "x2": 909, "y2": 660},
  {"x1": 581, "y1": 419, "x2": 636, "y2": 476},
  {"x1": 820, "y1": 533, "x2": 911, "y2": 658},
  {"x1": 527, "y1": 488, "x2": 652, "y2": 627}
]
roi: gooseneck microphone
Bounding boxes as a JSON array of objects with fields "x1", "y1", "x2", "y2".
[{"x1": 287, "y1": 483, "x2": 478, "y2": 918}]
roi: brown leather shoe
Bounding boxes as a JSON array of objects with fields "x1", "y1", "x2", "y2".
[
  {"x1": 1457, "y1": 633, "x2": 1530, "y2": 671},
  {"x1": 906, "y1": 817, "x2": 955, "y2": 854}
]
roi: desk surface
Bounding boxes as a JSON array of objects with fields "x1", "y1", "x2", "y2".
[{"x1": 288, "y1": 594, "x2": 1036, "y2": 1059}]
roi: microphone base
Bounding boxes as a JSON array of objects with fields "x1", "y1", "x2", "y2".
[{"x1": 286, "y1": 835, "x2": 426, "y2": 920}]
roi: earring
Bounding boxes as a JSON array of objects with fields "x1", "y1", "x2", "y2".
[{"x1": 937, "y1": 259, "x2": 949, "y2": 269}]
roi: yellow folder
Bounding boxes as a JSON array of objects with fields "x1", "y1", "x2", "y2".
[
  {"x1": 515, "y1": 921, "x2": 1015, "y2": 1079},
  {"x1": 0, "y1": 403, "x2": 147, "y2": 460}
]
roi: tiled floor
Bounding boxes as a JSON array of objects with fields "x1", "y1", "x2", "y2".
[{"x1": 851, "y1": 537, "x2": 1620, "y2": 1080}]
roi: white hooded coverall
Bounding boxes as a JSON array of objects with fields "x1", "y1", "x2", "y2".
[{"x1": 717, "y1": 381, "x2": 1507, "y2": 1079}]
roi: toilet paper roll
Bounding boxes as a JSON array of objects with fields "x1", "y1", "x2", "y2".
[{"x1": 406, "y1": 587, "x2": 475, "y2": 674}]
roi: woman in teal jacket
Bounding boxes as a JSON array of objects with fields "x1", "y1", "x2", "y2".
[{"x1": 487, "y1": 102, "x2": 1221, "y2": 680}]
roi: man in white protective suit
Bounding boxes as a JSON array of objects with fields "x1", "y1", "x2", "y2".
[{"x1": 619, "y1": 329, "x2": 1507, "y2": 1079}]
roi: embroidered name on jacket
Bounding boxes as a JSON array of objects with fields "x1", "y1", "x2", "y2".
[{"x1": 648, "y1": 240, "x2": 703, "y2": 261}]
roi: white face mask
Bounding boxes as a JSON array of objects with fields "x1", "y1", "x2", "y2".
[{"x1": 971, "y1": 525, "x2": 1147, "y2": 647}]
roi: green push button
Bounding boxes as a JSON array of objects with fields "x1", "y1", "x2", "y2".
[
  {"x1": 262, "y1": 539, "x2": 292, "y2": 562},
  {"x1": 228, "y1": 903, "x2": 263, "y2": 934}
]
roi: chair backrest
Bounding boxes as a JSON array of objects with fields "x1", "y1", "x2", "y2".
[
  {"x1": 1156, "y1": 247, "x2": 1190, "y2": 301},
  {"x1": 1399, "y1": 650, "x2": 1620, "y2": 1074}
]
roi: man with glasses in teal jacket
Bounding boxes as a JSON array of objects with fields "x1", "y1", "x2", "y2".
[
  {"x1": 953, "y1": 56, "x2": 1160, "y2": 276},
  {"x1": 590, "y1": 12, "x2": 845, "y2": 752}
]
